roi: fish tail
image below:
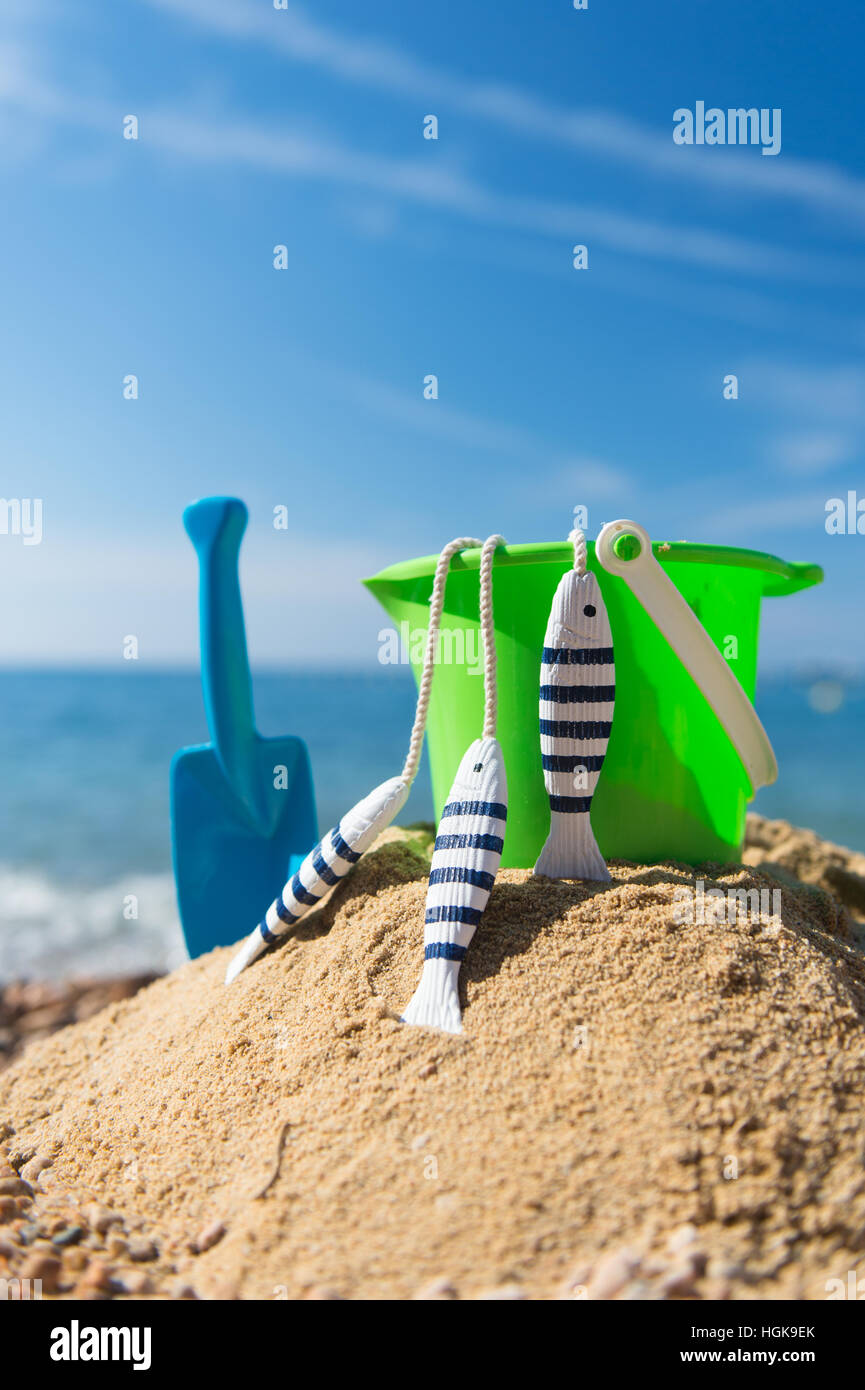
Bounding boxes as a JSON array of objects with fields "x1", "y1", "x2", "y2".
[
  {"x1": 401, "y1": 957, "x2": 463, "y2": 1034},
  {"x1": 533, "y1": 808, "x2": 610, "y2": 882},
  {"x1": 224, "y1": 922, "x2": 268, "y2": 985}
]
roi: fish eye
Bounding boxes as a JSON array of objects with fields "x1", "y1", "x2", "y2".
[
  {"x1": 583, "y1": 604, "x2": 596, "y2": 617},
  {"x1": 473, "y1": 762, "x2": 484, "y2": 772}
]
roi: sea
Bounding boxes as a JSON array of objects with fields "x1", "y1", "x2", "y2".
[{"x1": 0, "y1": 670, "x2": 861, "y2": 982}]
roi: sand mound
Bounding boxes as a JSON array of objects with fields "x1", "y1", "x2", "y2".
[
  {"x1": 745, "y1": 813, "x2": 865, "y2": 936},
  {"x1": 2, "y1": 822, "x2": 865, "y2": 1300}
]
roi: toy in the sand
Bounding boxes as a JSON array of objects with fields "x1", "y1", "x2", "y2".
[
  {"x1": 533, "y1": 526, "x2": 614, "y2": 882},
  {"x1": 224, "y1": 772, "x2": 410, "y2": 984},
  {"x1": 225, "y1": 535, "x2": 486, "y2": 985},
  {"x1": 365, "y1": 531, "x2": 820, "y2": 867},
  {"x1": 220, "y1": 508, "x2": 815, "y2": 1006},
  {"x1": 171, "y1": 497, "x2": 317, "y2": 959},
  {"x1": 595, "y1": 518, "x2": 777, "y2": 796},
  {"x1": 401, "y1": 535, "x2": 508, "y2": 1034}
]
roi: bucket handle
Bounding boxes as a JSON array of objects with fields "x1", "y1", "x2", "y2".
[{"x1": 596, "y1": 519, "x2": 778, "y2": 795}]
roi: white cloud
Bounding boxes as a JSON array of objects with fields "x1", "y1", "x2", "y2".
[
  {"x1": 340, "y1": 373, "x2": 557, "y2": 457},
  {"x1": 769, "y1": 431, "x2": 855, "y2": 475},
  {"x1": 694, "y1": 490, "x2": 832, "y2": 537},
  {"x1": 745, "y1": 361, "x2": 865, "y2": 480},
  {"x1": 548, "y1": 455, "x2": 632, "y2": 500},
  {"x1": 133, "y1": 104, "x2": 831, "y2": 279},
  {"x1": 747, "y1": 362, "x2": 865, "y2": 422},
  {"x1": 142, "y1": 0, "x2": 865, "y2": 230},
  {"x1": 334, "y1": 373, "x2": 633, "y2": 502},
  {"x1": 0, "y1": 40, "x2": 857, "y2": 283}
]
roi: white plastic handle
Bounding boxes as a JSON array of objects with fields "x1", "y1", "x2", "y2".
[{"x1": 595, "y1": 519, "x2": 777, "y2": 795}]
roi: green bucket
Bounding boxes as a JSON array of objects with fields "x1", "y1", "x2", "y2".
[{"x1": 364, "y1": 541, "x2": 823, "y2": 868}]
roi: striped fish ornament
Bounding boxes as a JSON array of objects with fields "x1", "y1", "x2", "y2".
[
  {"x1": 225, "y1": 776, "x2": 409, "y2": 984},
  {"x1": 401, "y1": 737, "x2": 507, "y2": 1034},
  {"x1": 224, "y1": 533, "x2": 485, "y2": 986},
  {"x1": 533, "y1": 566, "x2": 614, "y2": 881}
]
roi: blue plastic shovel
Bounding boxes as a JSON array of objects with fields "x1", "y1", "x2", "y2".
[{"x1": 170, "y1": 496, "x2": 317, "y2": 958}]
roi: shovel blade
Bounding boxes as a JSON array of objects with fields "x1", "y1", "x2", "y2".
[{"x1": 171, "y1": 734, "x2": 317, "y2": 958}]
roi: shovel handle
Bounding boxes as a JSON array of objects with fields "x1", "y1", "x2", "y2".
[
  {"x1": 183, "y1": 496, "x2": 260, "y2": 813},
  {"x1": 595, "y1": 519, "x2": 778, "y2": 796}
]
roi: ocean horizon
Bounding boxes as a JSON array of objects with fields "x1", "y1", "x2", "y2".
[{"x1": 0, "y1": 667, "x2": 861, "y2": 983}]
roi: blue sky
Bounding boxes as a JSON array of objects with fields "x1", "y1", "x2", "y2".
[{"x1": 0, "y1": 0, "x2": 863, "y2": 670}]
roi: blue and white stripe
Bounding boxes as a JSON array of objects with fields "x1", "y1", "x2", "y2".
[
  {"x1": 402, "y1": 737, "x2": 507, "y2": 1033},
  {"x1": 225, "y1": 775, "x2": 410, "y2": 983},
  {"x1": 258, "y1": 824, "x2": 363, "y2": 942},
  {"x1": 533, "y1": 569, "x2": 615, "y2": 881}
]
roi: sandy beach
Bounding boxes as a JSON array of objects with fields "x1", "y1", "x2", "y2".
[{"x1": 1, "y1": 814, "x2": 864, "y2": 1301}]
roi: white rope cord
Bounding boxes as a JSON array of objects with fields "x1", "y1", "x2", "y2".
[
  {"x1": 401, "y1": 536, "x2": 482, "y2": 783},
  {"x1": 479, "y1": 534, "x2": 505, "y2": 739},
  {"x1": 569, "y1": 525, "x2": 587, "y2": 576}
]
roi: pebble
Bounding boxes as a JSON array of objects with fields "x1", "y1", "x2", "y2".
[
  {"x1": 586, "y1": 1248, "x2": 641, "y2": 1300},
  {"x1": 192, "y1": 1220, "x2": 226, "y2": 1254},
  {"x1": 20, "y1": 1156, "x2": 52, "y2": 1186},
  {"x1": 702, "y1": 1278, "x2": 731, "y2": 1300},
  {"x1": 79, "y1": 1260, "x2": 113, "y2": 1292},
  {"x1": 127, "y1": 1236, "x2": 158, "y2": 1263},
  {"x1": 0, "y1": 1177, "x2": 33, "y2": 1199},
  {"x1": 475, "y1": 1283, "x2": 526, "y2": 1300},
  {"x1": 413, "y1": 1277, "x2": 457, "y2": 1300},
  {"x1": 0, "y1": 1196, "x2": 18, "y2": 1221},
  {"x1": 667, "y1": 1223, "x2": 699, "y2": 1254},
  {"x1": 83, "y1": 1203, "x2": 122, "y2": 1235},
  {"x1": 660, "y1": 1264, "x2": 699, "y2": 1298},
  {"x1": 21, "y1": 1252, "x2": 62, "y2": 1293},
  {"x1": 707, "y1": 1257, "x2": 746, "y2": 1281},
  {"x1": 64, "y1": 1247, "x2": 89, "y2": 1273},
  {"x1": 106, "y1": 1234, "x2": 128, "y2": 1259},
  {"x1": 52, "y1": 1226, "x2": 85, "y2": 1249},
  {"x1": 305, "y1": 1285, "x2": 345, "y2": 1300},
  {"x1": 119, "y1": 1270, "x2": 154, "y2": 1295},
  {"x1": 559, "y1": 1262, "x2": 593, "y2": 1298},
  {"x1": 618, "y1": 1279, "x2": 658, "y2": 1300},
  {"x1": 171, "y1": 1281, "x2": 199, "y2": 1300}
]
